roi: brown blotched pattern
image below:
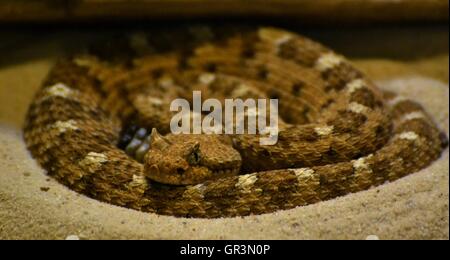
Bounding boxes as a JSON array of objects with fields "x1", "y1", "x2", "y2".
[{"x1": 23, "y1": 26, "x2": 447, "y2": 218}]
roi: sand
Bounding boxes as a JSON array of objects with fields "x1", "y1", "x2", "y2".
[{"x1": 0, "y1": 28, "x2": 448, "y2": 240}]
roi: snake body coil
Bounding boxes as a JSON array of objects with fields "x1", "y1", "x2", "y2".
[{"x1": 24, "y1": 26, "x2": 448, "y2": 218}]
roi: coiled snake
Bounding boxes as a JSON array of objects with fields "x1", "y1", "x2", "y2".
[{"x1": 23, "y1": 26, "x2": 448, "y2": 218}]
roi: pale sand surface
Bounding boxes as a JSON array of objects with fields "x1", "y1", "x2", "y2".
[{"x1": 0, "y1": 29, "x2": 448, "y2": 239}]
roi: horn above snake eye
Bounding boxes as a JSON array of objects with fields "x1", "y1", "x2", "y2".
[
  {"x1": 149, "y1": 128, "x2": 171, "y2": 150},
  {"x1": 187, "y1": 142, "x2": 201, "y2": 165}
]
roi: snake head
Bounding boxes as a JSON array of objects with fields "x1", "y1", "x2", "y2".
[{"x1": 144, "y1": 129, "x2": 242, "y2": 185}]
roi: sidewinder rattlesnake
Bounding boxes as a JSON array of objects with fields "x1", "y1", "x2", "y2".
[{"x1": 23, "y1": 26, "x2": 448, "y2": 218}]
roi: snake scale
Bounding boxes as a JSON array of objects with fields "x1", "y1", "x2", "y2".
[{"x1": 23, "y1": 26, "x2": 448, "y2": 218}]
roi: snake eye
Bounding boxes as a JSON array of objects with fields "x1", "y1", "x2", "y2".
[{"x1": 187, "y1": 143, "x2": 201, "y2": 165}]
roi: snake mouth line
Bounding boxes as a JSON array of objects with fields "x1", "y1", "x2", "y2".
[{"x1": 211, "y1": 167, "x2": 239, "y2": 176}]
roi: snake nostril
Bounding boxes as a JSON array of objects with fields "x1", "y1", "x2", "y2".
[{"x1": 177, "y1": 168, "x2": 185, "y2": 175}]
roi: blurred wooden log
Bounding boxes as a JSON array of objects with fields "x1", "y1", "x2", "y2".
[{"x1": 0, "y1": 0, "x2": 448, "y2": 24}]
